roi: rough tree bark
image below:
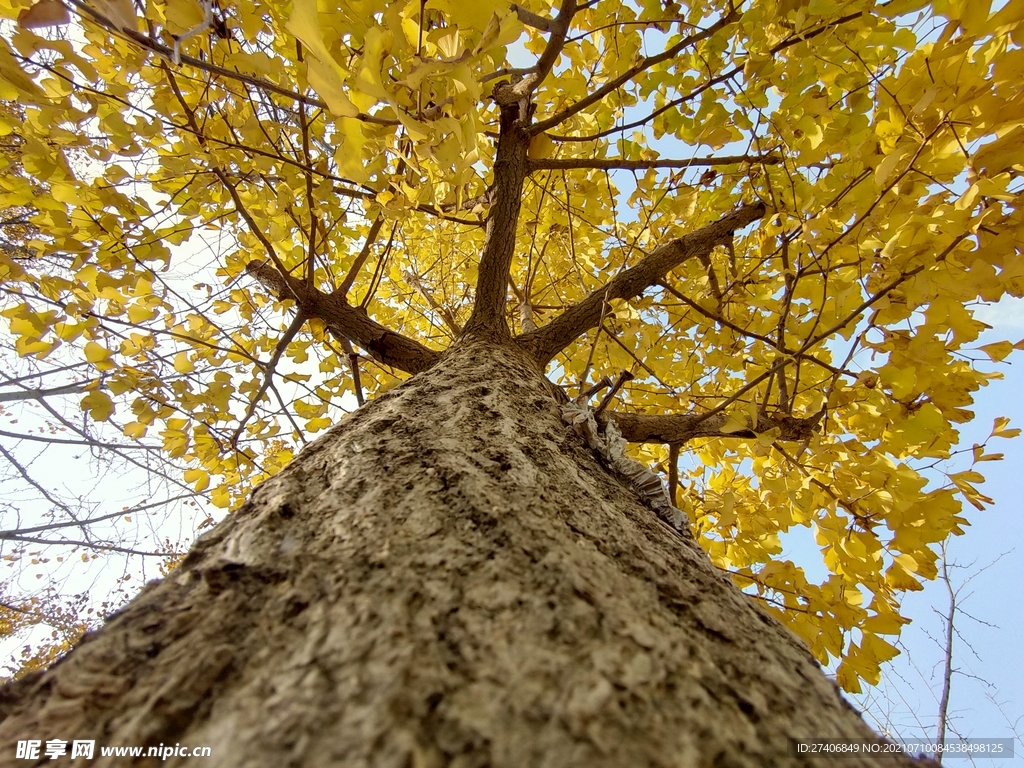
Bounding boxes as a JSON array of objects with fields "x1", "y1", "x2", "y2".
[{"x1": 0, "y1": 339, "x2": 925, "y2": 767}]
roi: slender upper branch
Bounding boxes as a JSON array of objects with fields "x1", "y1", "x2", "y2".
[
  {"x1": 338, "y1": 216, "x2": 385, "y2": 297},
  {"x1": 656, "y1": 280, "x2": 854, "y2": 379},
  {"x1": 517, "y1": 202, "x2": 767, "y2": 366},
  {"x1": 528, "y1": 154, "x2": 780, "y2": 172},
  {"x1": 546, "y1": 12, "x2": 864, "y2": 144},
  {"x1": 606, "y1": 408, "x2": 824, "y2": 445},
  {"x1": 246, "y1": 261, "x2": 440, "y2": 375}
]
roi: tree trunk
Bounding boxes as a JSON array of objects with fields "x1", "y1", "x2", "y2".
[{"x1": 0, "y1": 339, "x2": 922, "y2": 767}]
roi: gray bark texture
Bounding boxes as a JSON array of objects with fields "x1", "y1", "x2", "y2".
[{"x1": 0, "y1": 340, "x2": 926, "y2": 767}]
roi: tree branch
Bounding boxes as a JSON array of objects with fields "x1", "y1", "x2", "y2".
[
  {"x1": 528, "y1": 154, "x2": 780, "y2": 172},
  {"x1": 230, "y1": 312, "x2": 306, "y2": 447},
  {"x1": 0, "y1": 444, "x2": 90, "y2": 541},
  {"x1": 656, "y1": 280, "x2": 854, "y2": 379},
  {"x1": 606, "y1": 408, "x2": 824, "y2": 445},
  {"x1": 510, "y1": 3, "x2": 553, "y2": 31},
  {"x1": 338, "y1": 216, "x2": 385, "y2": 298},
  {"x1": 667, "y1": 443, "x2": 680, "y2": 505},
  {"x1": 64, "y1": 0, "x2": 400, "y2": 126},
  {"x1": 403, "y1": 270, "x2": 463, "y2": 336},
  {"x1": 462, "y1": 96, "x2": 532, "y2": 339},
  {"x1": 0, "y1": 533, "x2": 166, "y2": 557},
  {"x1": 495, "y1": 0, "x2": 578, "y2": 105},
  {"x1": 531, "y1": 9, "x2": 738, "y2": 135},
  {"x1": 517, "y1": 202, "x2": 766, "y2": 365},
  {"x1": 245, "y1": 261, "x2": 440, "y2": 375},
  {"x1": 0, "y1": 428, "x2": 161, "y2": 452},
  {"x1": 0, "y1": 362, "x2": 91, "y2": 388},
  {"x1": 0, "y1": 381, "x2": 91, "y2": 403},
  {"x1": 547, "y1": 12, "x2": 866, "y2": 144},
  {"x1": 0, "y1": 493, "x2": 201, "y2": 538}
]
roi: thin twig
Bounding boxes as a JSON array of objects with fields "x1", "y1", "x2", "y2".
[
  {"x1": 594, "y1": 370, "x2": 634, "y2": 416},
  {"x1": 338, "y1": 216, "x2": 385, "y2": 297},
  {"x1": 576, "y1": 288, "x2": 611, "y2": 400},
  {"x1": 578, "y1": 375, "x2": 613, "y2": 403},
  {"x1": 339, "y1": 337, "x2": 365, "y2": 406},
  {"x1": 668, "y1": 443, "x2": 680, "y2": 506},
  {"x1": 230, "y1": 313, "x2": 306, "y2": 447}
]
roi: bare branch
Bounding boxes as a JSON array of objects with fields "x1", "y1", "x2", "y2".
[
  {"x1": 0, "y1": 493, "x2": 201, "y2": 538},
  {"x1": 937, "y1": 542, "x2": 955, "y2": 754},
  {"x1": 578, "y1": 375, "x2": 613, "y2": 403},
  {"x1": 593, "y1": 370, "x2": 633, "y2": 416},
  {"x1": 576, "y1": 289, "x2": 611, "y2": 398},
  {"x1": 0, "y1": 534, "x2": 166, "y2": 557},
  {"x1": 0, "y1": 428, "x2": 161, "y2": 452},
  {"x1": 0, "y1": 444, "x2": 89, "y2": 540},
  {"x1": 0, "y1": 362, "x2": 91, "y2": 388},
  {"x1": 667, "y1": 443, "x2": 680, "y2": 506},
  {"x1": 528, "y1": 154, "x2": 781, "y2": 172},
  {"x1": 607, "y1": 408, "x2": 824, "y2": 445},
  {"x1": 517, "y1": 202, "x2": 766, "y2": 366},
  {"x1": 338, "y1": 338, "x2": 365, "y2": 406}
]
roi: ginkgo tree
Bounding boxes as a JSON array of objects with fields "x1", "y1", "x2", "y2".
[{"x1": 0, "y1": 0, "x2": 1021, "y2": 761}]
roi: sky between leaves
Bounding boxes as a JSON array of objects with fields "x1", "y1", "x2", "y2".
[{"x1": 0, "y1": 0, "x2": 1023, "y2": 696}]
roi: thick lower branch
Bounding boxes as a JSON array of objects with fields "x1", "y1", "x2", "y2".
[
  {"x1": 606, "y1": 408, "x2": 824, "y2": 445},
  {"x1": 517, "y1": 202, "x2": 766, "y2": 366},
  {"x1": 246, "y1": 261, "x2": 440, "y2": 375}
]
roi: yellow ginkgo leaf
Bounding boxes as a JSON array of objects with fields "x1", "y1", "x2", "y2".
[
  {"x1": 184, "y1": 467, "x2": 210, "y2": 492},
  {"x1": 81, "y1": 390, "x2": 114, "y2": 421},
  {"x1": 173, "y1": 351, "x2": 194, "y2": 373},
  {"x1": 286, "y1": 0, "x2": 358, "y2": 117}
]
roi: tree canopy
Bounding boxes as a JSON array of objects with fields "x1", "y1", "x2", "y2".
[{"x1": 0, "y1": 0, "x2": 1022, "y2": 692}]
